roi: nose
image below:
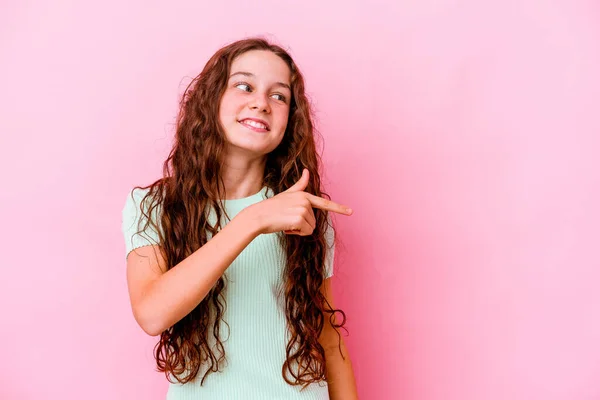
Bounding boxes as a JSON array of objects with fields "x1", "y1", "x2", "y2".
[{"x1": 249, "y1": 91, "x2": 270, "y2": 113}]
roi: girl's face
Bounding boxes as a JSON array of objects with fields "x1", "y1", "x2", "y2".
[{"x1": 218, "y1": 50, "x2": 292, "y2": 158}]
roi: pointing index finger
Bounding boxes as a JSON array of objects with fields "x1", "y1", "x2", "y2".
[{"x1": 306, "y1": 193, "x2": 353, "y2": 215}]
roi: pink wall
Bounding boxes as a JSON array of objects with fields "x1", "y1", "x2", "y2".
[{"x1": 1, "y1": 1, "x2": 599, "y2": 399}]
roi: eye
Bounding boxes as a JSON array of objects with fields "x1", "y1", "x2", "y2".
[
  {"x1": 235, "y1": 82, "x2": 252, "y2": 92},
  {"x1": 271, "y1": 93, "x2": 286, "y2": 102}
]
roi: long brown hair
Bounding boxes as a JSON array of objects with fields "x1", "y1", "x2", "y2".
[{"x1": 131, "y1": 37, "x2": 347, "y2": 388}]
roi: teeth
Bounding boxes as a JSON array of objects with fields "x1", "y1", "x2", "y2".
[{"x1": 241, "y1": 120, "x2": 267, "y2": 130}]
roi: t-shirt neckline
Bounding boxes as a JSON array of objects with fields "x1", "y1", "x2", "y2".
[{"x1": 220, "y1": 185, "x2": 269, "y2": 206}]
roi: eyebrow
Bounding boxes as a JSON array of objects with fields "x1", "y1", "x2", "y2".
[{"x1": 229, "y1": 71, "x2": 291, "y2": 91}]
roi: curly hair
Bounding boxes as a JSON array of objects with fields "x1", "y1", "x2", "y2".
[{"x1": 131, "y1": 37, "x2": 347, "y2": 388}]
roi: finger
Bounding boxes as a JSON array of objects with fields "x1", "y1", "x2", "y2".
[
  {"x1": 305, "y1": 193, "x2": 353, "y2": 215},
  {"x1": 283, "y1": 169, "x2": 309, "y2": 193},
  {"x1": 305, "y1": 207, "x2": 316, "y2": 231},
  {"x1": 283, "y1": 215, "x2": 313, "y2": 236}
]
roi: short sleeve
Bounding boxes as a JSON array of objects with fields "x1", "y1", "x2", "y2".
[
  {"x1": 121, "y1": 188, "x2": 162, "y2": 259},
  {"x1": 324, "y1": 214, "x2": 335, "y2": 279}
]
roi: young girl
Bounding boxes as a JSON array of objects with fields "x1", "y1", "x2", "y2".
[{"x1": 121, "y1": 37, "x2": 358, "y2": 399}]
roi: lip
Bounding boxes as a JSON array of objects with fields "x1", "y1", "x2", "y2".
[{"x1": 238, "y1": 117, "x2": 270, "y2": 131}]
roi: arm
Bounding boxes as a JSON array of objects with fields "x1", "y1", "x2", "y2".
[
  {"x1": 126, "y1": 207, "x2": 260, "y2": 336},
  {"x1": 319, "y1": 278, "x2": 358, "y2": 400}
]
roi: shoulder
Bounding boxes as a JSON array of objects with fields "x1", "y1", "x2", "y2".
[
  {"x1": 121, "y1": 186, "x2": 164, "y2": 233},
  {"x1": 325, "y1": 213, "x2": 335, "y2": 240},
  {"x1": 124, "y1": 186, "x2": 152, "y2": 206},
  {"x1": 122, "y1": 186, "x2": 161, "y2": 216},
  {"x1": 121, "y1": 186, "x2": 163, "y2": 258}
]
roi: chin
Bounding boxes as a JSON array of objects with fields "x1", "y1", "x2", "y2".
[{"x1": 225, "y1": 139, "x2": 272, "y2": 156}]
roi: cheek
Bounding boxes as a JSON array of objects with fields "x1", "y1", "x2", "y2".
[
  {"x1": 220, "y1": 93, "x2": 242, "y2": 116},
  {"x1": 274, "y1": 106, "x2": 290, "y2": 126}
]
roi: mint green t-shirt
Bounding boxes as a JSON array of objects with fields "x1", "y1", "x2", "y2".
[{"x1": 121, "y1": 185, "x2": 335, "y2": 400}]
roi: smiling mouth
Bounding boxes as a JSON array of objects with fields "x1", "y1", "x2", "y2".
[{"x1": 238, "y1": 119, "x2": 270, "y2": 131}]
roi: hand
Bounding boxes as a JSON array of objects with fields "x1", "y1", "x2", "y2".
[{"x1": 248, "y1": 168, "x2": 353, "y2": 236}]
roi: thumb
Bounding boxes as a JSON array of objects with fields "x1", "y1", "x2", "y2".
[{"x1": 284, "y1": 168, "x2": 310, "y2": 193}]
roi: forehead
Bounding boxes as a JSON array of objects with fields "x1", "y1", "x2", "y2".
[{"x1": 230, "y1": 50, "x2": 291, "y2": 84}]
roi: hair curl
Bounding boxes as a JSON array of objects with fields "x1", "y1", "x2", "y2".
[{"x1": 132, "y1": 37, "x2": 347, "y2": 388}]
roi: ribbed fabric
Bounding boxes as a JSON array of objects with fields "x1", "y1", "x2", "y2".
[{"x1": 121, "y1": 186, "x2": 335, "y2": 400}]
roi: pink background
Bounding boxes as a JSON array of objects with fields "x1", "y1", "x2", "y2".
[{"x1": 1, "y1": 1, "x2": 599, "y2": 399}]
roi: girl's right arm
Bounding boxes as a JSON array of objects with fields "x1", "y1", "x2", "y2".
[
  {"x1": 126, "y1": 169, "x2": 352, "y2": 336},
  {"x1": 126, "y1": 207, "x2": 262, "y2": 336}
]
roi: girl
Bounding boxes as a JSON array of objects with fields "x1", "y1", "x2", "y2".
[{"x1": 121, "y1": 37, "x2": 358, "y2": 399}]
